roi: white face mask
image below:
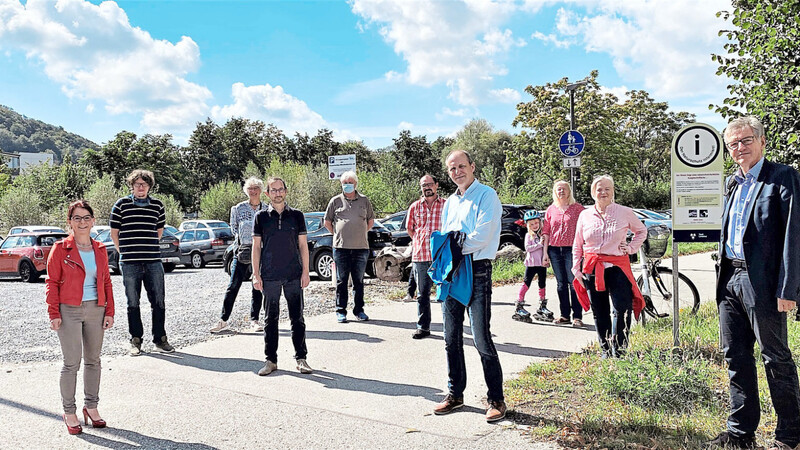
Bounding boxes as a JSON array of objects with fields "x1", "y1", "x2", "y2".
[{"x1": 342, "y1": 183, "x2": 355, "y2": 194}]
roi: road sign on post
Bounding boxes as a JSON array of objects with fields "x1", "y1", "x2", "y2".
[
  {"x1": 558, "y1": 130, "x2": 585, "y2": 157},
  {"x1": 562, "y1": 157, "x2": 581, "y2": 168},
  {"x1": 328, "y1": 154, "x2": 356, "y2": 180}
]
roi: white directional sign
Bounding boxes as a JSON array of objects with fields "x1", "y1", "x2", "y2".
[
  {"x1": 563, "y1": 157, "x2": 581, "y2": 168},
  {"x1": 328, "y1": 154, "x2": 356, "y2": 180}
]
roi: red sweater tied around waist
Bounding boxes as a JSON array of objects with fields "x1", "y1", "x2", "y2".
[{"x1": 573, "y1": 253, "x2": 644, "y2": 319}]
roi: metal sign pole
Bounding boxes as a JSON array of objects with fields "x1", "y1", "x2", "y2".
[
  {"x1": 569, "y1": 89, "x2": 576, "y2": 195},
  {"x1": 672, "y1": 240, "x2": 679, "y2": 347}
]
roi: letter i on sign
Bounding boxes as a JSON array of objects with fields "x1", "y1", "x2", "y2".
[{"x1": 695, "y1": 134, "x2": 700, "y2": 156}]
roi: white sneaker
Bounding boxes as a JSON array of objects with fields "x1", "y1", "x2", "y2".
[
  {"x1": 250, "y1": 320, "x2": 264, "y2": 332},
  {"x1": 258, "y1": 360, "x2": 278, "y2": 376},
  {"x1": 296, "y1": 359, "x2": 313, "y2": 374},
  {"x1": 209, "y1": 320, "x2": 229, "y2": 333}
]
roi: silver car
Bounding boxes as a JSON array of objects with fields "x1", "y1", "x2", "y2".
[{"x1": 178, "y1": 227, "x2": 235, "y2": 268}]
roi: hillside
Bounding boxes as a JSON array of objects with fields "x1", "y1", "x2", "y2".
[{"x1": 0, "y1": 105, "x2": 99, "y2": 163}]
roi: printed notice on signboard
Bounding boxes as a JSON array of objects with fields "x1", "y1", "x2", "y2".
[{"x1": 671, "y1": 123, "x2": 724, "y2": 242}]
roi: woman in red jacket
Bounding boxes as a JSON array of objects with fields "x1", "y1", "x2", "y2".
[{"x1": 46, "y1": 200, "x2": 115, "y2": 435}]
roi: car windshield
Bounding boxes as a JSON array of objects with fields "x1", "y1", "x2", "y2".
[
  {"x1": 163, "y1": 228, "x2": 177, "y2": 237},
  {"x1": 305, "y1": 217, "x2": 322, "y2": 230},
  {"x1": 207, "y1": 222, "x2": 229, "y2": 229},
  {"x1": 642, "y1": 210, "x2": 669, "y2": 220},
  {"x1": 215, "y1": 228, "x2": 233, "y2": 238}
]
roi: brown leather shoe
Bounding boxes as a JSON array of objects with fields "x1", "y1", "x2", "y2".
[
  {"x1": 433, "y1": 394, "x2": 463, "y2": 415},
  {"x1": 705, "y1": 431, "x2": 757, "y2": 448},
  {"x1": 485, "y1": 400, "x2": 507, "y2": 423}
]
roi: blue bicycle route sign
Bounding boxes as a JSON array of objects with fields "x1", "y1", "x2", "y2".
[{"x1": 558, "y1": 130, "x2": 585, "y2": 157}]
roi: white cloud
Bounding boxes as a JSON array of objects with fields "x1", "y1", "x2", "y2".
[
  {"x1": 349, "y1": 0, "x2": 524, "y2": 106},
  {"x1": 212, "y1": 82, "x2": 332, "y2": 137},
  {"x1": 0, "y1": 0, "x2": 211, "y2": 134},
  {"x1": 540, "y1": 1, "x2": 732, "y2": 99},
  {"x1": 85, "y1": 103, "x2": 94, "y2": 113},
  {"x1": 397, "y1": 121, "x2": 414, "y2": 130},
  {"x1": 599, "y1": 85, "x2": 630, "y2": 103},
  {"x1": 488, "y1": 87, "x2": 521, "y2": 103},
  {"x1": 531, "y1": 31, "x2": 571, "y2": 49}
]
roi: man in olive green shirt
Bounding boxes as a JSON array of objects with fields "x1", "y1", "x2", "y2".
[{"x1": 324, "y1": 171, "x2": 375, "y2": 323}]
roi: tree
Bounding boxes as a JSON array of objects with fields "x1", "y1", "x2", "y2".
[
  {"x1": 393, "y1": 130, "x2": 442, "y2": 184},
  {"x1": 183, "y1": 119, "x2": 226, "y2": 208},
  {"x1": 712, "y1": 0, "x2": 800, "y2": 166},
  {"x1": 84, "y1": 175, "x2": 129, "y2": 224},
  {"x1": 510, "y1": 71, "x2": 631, "y2": 205},
  {"x1": 447, "y1": 119, "x2": 511, "y2": 188},
  {"x1": 199, "y1": 180, "x2": 246, "y2": 221},
  {"x1": 0, "y1": 186, "x2": 46, "y2": 231}
]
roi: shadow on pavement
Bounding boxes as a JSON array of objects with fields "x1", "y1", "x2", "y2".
[
  {"x1": 295, "y1": 329, "x2": 385, "y2": 343},
  {"x1": 355, "y1": 319, "x2": 575, "y2": 359},
  {"x1": 276, "y1": 369, "x2": 449, "y2": 403},
  {"x1": 0, "y1": 397, "x2": 216, "y2": 449},
  {"x1": 146, "y1": 352, "x2": 261, "y2": 373}
]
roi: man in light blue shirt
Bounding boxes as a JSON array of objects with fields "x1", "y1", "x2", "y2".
[
  {"x1": 433, "y1": 149, "x2": 506, "y2": 423},
  {"x1": 724, "y1": 156, "x2": 764, "y2": 260}
]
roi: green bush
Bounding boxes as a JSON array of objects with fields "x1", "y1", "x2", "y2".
[
  {"x1": 199, "y1": 180, "x2": 245, "y2": 222},
  {"x1": 153, "y1": 192, "x2": 185, "y2": 227},
  {"x1": 0, "y1": 185, "x2": 46, "y2": 232},
  {"x1": 84, "y1": 175, "x2": 129, "y2": 224}
]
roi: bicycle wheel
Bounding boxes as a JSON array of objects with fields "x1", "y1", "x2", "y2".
[{"x1": 638, "y1": 266, "x2": 700, "y2": 316}]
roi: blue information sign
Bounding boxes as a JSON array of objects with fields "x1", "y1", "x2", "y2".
[{"x1": 558, "y1": 130, "x2": 585, "y2": 157}]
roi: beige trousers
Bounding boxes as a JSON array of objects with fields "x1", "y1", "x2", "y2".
[{"x1": 56, "y1": 303, "x2": 105, "y2": 414}]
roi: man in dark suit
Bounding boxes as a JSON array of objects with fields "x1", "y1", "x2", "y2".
[{"x1": 708, "y1": 116, "x2": 800, "y2": 449}]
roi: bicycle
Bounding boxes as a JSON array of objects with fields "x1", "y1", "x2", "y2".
[{"x1": 632, "y1": 223, "x2": 701, "y2": 320}]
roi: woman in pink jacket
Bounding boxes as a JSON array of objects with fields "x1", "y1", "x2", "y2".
[
  {"x1": 46, "y1": 200, "x2": 115, "y2": 435},
  {"x1": 572, "y1": 176, "x2": 646, "y2": 358}
]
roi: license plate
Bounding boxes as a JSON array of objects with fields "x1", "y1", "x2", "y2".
[{"x1": 159, "y1": 244, "x2": 170, "y2": 249}]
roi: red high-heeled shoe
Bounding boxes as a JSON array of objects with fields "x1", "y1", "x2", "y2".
[
  {"x1": 62, "y1": 414, "x2": 82, "y2": 435},
  {"x1": 82, "y1": 407, "x2": 107, "y2": 428}
]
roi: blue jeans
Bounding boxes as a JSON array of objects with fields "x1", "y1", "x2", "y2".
[
  {"x1": 719, "y1": 264, "x2": 800, "y2": 445},
  {"x1": 333, "y1": 248, "x2": 369, "y2": 315},
  {"x1": 413, "y1": 261, "x2": 433, "y2": 331},
  {"x1": 548, "y1": 246, "x2": 582, "y2": 320},
  {"x1": 120, "y1": 260, "x2": 166, "y2": 343},
  {"x1": 262, "y1": 278, "x2": 307, "y2": 363},
  {"x1": 220, "y1": 258, "x2": 263, "y2": 322},
  {"x1": 441, "y1": 260, "x2": 504, "y2": 402}
]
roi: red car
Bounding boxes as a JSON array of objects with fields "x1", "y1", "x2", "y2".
[{"x1": 0, "y1": 232, "x2": 68, "y2": 282}]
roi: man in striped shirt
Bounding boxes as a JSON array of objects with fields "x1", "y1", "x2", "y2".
[
  {"x1": 405, "y1": 174, "x2": 445, "y2": 339},
  {"x1": 110, "y1": 169, "x2": 174, "y2": 356}
]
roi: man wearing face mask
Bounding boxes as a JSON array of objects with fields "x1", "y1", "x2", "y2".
[{"x1": 324, "y1": 171, "x2": 375, "y2": 323}]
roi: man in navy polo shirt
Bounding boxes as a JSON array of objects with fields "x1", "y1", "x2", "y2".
[{"x1": 252, "y1": 176, "x2": 312, "y2": 376}]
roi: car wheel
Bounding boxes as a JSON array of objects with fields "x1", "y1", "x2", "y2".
[
  {"x1": 163, "y1": 263, "x2": 175, "y2": 273},
  {"x1": 19, "y1": 261, "x2": 39, "y2": 283},
  {"x1": 498, "y1": 239, "x2": 518, "y2": 250},
  {"x1": 315, "y1": 250, "x2": 334, "y2": 281},
  {"x1": 190, "y1": 252, "x2": 205, "y2": 269}
]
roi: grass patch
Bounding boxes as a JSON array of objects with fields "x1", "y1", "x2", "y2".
[
  {"x1": 506, "y1": 302, "x2": 800, "y2": 448},
  {"x1": 663, "y1": 237, "x2": 718, "y2": 258}
]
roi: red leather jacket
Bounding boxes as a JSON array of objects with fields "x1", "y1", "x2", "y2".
[{"x1": 46, "y1": 235, "x2": 115, "y2": 320}]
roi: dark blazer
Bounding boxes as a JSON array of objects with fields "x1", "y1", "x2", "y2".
[{"x1": 717, "y1": 158, "x2": 800, "y2": 306}]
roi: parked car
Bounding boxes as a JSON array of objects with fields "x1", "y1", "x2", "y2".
[
  {"x1": 177, "y1": 227, "x2": 235, "y2": 268},
  {"x1": 379, "y1": 211, "x2": 411, "y2": 247},
  {"x1": 0, "y1": 231, "x2": 68, "y2": 282},
  {"x1": 94, "y1": 228, "x2": 182, "y2": 274},
  {"x1": 8, "y1": 225, "x2": 65, "y2": 235},
  {"x1": 164, "y1": 225, "x2": 180, "y2": 235},
  {"x1": 503, "y1": 204, "x2": 538, "y2": 250},
  {"x1": 90, "y1": 225, "x2": 110, "y2": 239},
  {"x1": 634, "y1": 209, "x2": 672, "y2": 230},
  {"x1": 222, "y1": 211, "x2": 394, "y2": 281},
  {"x1": 178, "y1": 220, "x2": 231, "y2": 232}
]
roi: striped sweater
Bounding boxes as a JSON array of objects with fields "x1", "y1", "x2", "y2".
[{"x1": 109, "y1": 196, "x2": 166, "y2": 262}]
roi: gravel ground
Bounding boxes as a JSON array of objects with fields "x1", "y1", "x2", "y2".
[{"x1": 0, "y1": 265, "x2": 409, "y2": 364}]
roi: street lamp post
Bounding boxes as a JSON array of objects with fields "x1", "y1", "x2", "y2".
[{"x1": 564, "y1": 80, "x2": 589, "y2": 194}]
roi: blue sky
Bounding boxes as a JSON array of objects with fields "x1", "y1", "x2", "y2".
[{"x1": 0, "y1": 0, "x2": 732, "y2": 149}]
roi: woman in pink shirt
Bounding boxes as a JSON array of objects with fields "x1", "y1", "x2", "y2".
[
  {"x1": 542, "y1": 180, "x2": 585, "y2": 327},
  {"x1": 572, "y1": 175, "x2": 646, "y2": 358}
]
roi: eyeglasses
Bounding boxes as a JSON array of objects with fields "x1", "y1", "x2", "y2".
[
  {"x1": 269, "y1": 188, "x2": 286, "y2": 194},
  {"x1": 725, "y1": 136, "x2": 756, "y2": 150},
  {"x1": 71, "y1": 215, "x2": 94, "y2": 222},
  {"x1": 133, "y1": 182, "x2": 149, "y2": 188},
  {"x1": 420, "y1": 183, "x2": 435, "y2": 188}
]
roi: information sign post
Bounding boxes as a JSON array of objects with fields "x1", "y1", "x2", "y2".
[{"x1": 670, "y1": 123, "x2": 724, "y2": 346}]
